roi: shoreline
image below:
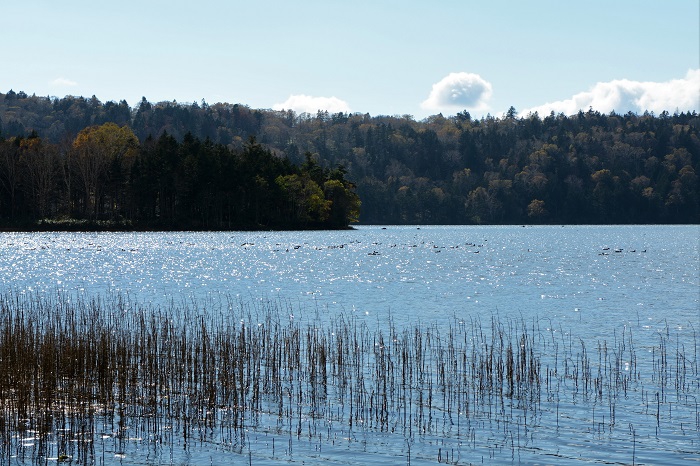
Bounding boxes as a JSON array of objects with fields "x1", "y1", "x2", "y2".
[{"x1": 0, "y1": 220, "x2": 358, "y2": 233}]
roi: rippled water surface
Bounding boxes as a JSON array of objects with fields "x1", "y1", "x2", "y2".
[
  {"x1": 1, "y1": 225, "x2": 698, "y2": 465},
  {"x1": 3, "y1": 225, "x2": 698, "y2": 332}
]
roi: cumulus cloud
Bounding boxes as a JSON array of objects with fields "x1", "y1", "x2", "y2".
[
  {"x1": 50, "y1": 77, "x2": 78, "y2": 87},
  {"x1": 522, "y1": 69, "x2": 700, "y2": 116},
  {"x1": 273, "y1": 94, "x2": 351, "y2": 114},
  {"x1": 421, "y1": 72, "x2": 493, "y2": 111}
]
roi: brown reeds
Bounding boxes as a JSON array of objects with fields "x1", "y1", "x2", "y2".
[{"x1": 0, "y1": 293, "x2": 697, "y2": 464}]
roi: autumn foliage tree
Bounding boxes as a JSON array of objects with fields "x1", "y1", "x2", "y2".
[{"x1": 71, "y1": 123, "x2": 138, "y2": 219}]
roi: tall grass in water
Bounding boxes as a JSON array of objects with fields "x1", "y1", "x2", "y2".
[{"x1": 0, "y1": 293, "x2": 698, "y2": 464}]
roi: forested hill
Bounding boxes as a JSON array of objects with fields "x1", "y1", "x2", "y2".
[{"x1": 1, "y1": 90, "x2": 698, "y2": 226}]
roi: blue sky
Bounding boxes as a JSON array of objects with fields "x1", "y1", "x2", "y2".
[{"x1": 3, "y1": 0, "x2": 699, "y2": 119}]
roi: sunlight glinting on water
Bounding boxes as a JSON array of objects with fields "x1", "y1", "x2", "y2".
[{"x1": 1, "y1": 225, "x2": 696, "y2": 338}]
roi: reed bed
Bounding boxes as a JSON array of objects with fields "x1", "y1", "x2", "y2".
[{"x1": 0, "y1": 293, "x2": 698, "y2": 464}]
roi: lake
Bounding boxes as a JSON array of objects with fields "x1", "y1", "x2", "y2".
[{"x1": 0, "y1": 225, "x2": 698, "y2": 465}]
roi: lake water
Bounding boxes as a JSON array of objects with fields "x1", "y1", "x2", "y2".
[
  {"x1": 3, "y1": 225, "x2": 698, "y2": 330},
  {"x1": 1, "y1": 225, "x2": 698, "y2": 465}
]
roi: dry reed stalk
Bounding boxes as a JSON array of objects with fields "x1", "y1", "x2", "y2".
[{"x1": 0, "y1": 293, "x2": 697, "y2": 464}]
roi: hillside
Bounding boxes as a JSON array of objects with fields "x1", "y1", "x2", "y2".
[{"x1": 1, "y1": 90, "x2": 698, "y2": 226}]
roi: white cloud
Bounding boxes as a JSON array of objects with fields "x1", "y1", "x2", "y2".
[
  {"x1": 273, "y1": 94, "x2": 351, "y2": 114},
  {"x1": 522, "y1": 69, "x2": 700, "y2": 116},
  {"x1": 421, "y1": 72, "x2": 493, "y2": 111},
  {"x1": 50, "y1": 77, "x2": 78, "y2": 87}
]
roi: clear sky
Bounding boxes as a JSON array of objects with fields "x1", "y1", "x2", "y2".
[{"x1": 3, "y1": 0, "x2": 699, "y2": 119}]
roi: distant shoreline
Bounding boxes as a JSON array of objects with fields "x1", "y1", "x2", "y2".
[
  {"x1": 0, "y1": 220, "x2": 357, "y2": 233},
  {"x1": 2, "y1": 221, "x2": 697, "y2": 233}
]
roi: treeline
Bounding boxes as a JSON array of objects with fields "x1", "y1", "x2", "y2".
[
  {"x1": 2, "y1": 89, "x2": 699, "y2": 225},
  {"x1": 0, "y1": 122, "x2": 359, "y2": 230}
]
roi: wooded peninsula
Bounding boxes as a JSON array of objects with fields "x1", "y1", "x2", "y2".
[{"x1": 1, "y1": 90, "x2": 697, "y2": 229}]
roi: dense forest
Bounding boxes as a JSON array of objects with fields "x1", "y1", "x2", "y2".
[{"x1": 1, "y1": 89, "x2": 698, "y2": 228}]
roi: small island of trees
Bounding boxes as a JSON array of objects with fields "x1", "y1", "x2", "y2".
[{"x1": 0, "y1": 120, "x2": 360, "y2": 230}]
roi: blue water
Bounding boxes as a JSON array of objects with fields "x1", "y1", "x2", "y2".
[
  {"x1": 1, "y1": 225, "x2": 698, "y2": 464},
  {"x1": 3, "y1": 225, "x2": 697, "y2": 332}
]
